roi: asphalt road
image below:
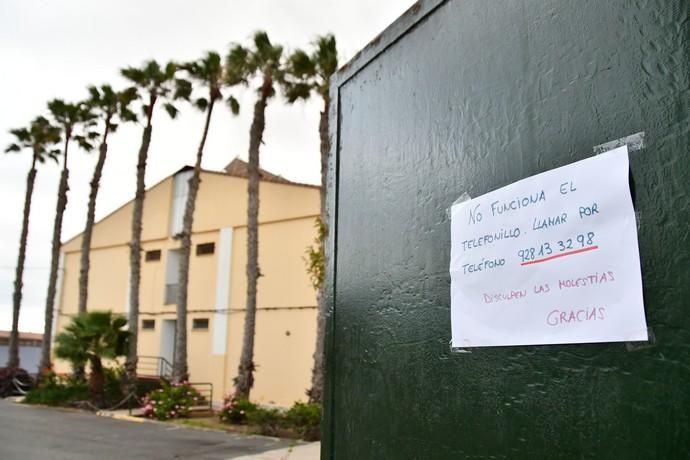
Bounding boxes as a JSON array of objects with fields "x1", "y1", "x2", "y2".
[{"x1": 0, "y1": 398, "x2": 293, "y2": 459}]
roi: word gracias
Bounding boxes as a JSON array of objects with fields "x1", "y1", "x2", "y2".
[{"x1": 547, "y1": 307, "x2": 605, "y2": 326}]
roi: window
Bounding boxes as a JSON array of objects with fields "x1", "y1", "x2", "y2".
[
  {"x1": 196, "y1": 242, "x2": 215, "y2": 256},
  {"x1": 164, "y1": 249, "x2": 181, "y2": 305},
  {"x1": 192, "y1": 318, "x2": 209, "y2": 330},
  {"x1": 170, "y1": 170, "x2": 192, "y2": 236},
  {"x1": 142, "y1": 319, "x2": 155, "y2": 330},
  {"x1": 145, "y1": 250, "x2": 161, "y2": 262}
]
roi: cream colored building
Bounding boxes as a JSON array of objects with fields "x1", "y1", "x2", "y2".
[{"x1": 54, "y1": 160, "x2": 320, "y2": 407}]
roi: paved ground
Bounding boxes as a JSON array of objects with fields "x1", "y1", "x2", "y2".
[
  {"x1": 233, "y1": 442, "x2": 320, "y2": 460},
  {"x1": 0, "y1": 398, "x2": 294, "y2": 459}
]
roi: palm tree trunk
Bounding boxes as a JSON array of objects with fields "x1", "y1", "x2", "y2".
[
  {"x1": 7, "y1": 155, "x2": 38, "y2": 368},
  {"x1": 173, "y1": 98, "x2": 216, "y2": 382},
  {"x1": 78, "y1": 121, "x2": 111, "y2": 314},
  {"x1": 89, "y1": 357, "x2": 105, "y2": 408},
  {"x1": 39, "y1": 145, "x2": 71, "y2": 374},
  {"x1": 125, "y1": 114, "x2": 154, "y2": 386},
  {"x1": 308, "y1": 98, "x2": 330, "y2": 403},
  {"x1": 235, "y1": 76, "x2": 272, "y2": 399}
]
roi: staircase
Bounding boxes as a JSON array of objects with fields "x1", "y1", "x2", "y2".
[{"x1": 135, "y1": 356, "x2": 214, "y2": 410}]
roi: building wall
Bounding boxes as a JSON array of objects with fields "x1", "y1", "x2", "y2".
[
  {"x1": 0, "y1": 345, "x2": 41, "y2": 373},
  {"x1": 62, "y1": 175, "x2": 173, "y2": 252},
  {"x1": 54, "y1": 171, "x2": 320, "y2": 407},
  {"x1": 222, "y1": 217, "x2": 320, "y2": 406}
]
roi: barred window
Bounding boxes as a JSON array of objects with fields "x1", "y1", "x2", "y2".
[
  {"x1": 196, "y1": 243, "x2": 215, "y2": 256},
  {"x1": 145, "y1": 250, "x2": 161, "y2": 262},
  {"x1": 192, "y1": 318, "x2": 209, "y2": 330}
]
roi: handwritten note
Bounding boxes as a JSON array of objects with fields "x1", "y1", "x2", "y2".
[{"x1": 450, "y1": 146, "x2": 647, "y2": 347}]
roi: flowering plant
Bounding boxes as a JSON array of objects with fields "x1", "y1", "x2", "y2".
[
  {"x1": 142, "y1": 381, "x2": 202, "y2": 420},
  {"x1": 217, "y1": 392, "x2": 257, "y2": 424}
]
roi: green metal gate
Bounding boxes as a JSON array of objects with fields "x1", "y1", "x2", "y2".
[{"x1": 324, "y1": 0, "x2": 689, "y2": 458}]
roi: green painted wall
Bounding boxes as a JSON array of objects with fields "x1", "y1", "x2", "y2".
[{"x1": 324, "y1": 0, "x2": 689, "y2": 458}]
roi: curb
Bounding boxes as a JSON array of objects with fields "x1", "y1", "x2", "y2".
[{"x1": 96, "y1": 411, "x2": 146, "y2": 423}]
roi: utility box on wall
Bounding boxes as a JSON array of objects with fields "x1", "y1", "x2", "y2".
[{"x1": 323, "y1": 1, "x2": 689, "y2": 458}]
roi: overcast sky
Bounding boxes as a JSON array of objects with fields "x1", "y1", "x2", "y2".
[{"x1": 0, "y1": 0, "x2": 415, "y2": 333}]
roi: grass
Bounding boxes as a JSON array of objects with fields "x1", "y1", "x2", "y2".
[
  {"x1": 171, "y1": 417, "x2": 260, "y2": 434},
  {"x1": 170, "y1": 416, "x2": 305, "y2": 440}
]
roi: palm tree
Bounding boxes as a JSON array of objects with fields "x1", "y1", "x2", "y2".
[
  {"x1": 77, "y1": 85, "x2": 138, "y2": 314},
  {"x1": 43, "y1": 99, "x2": 97, "y2": 378},
  {"x1": 54, "y1": 311, "x2": 129, "y2": 408},
  {"x1": 4, "y1": 117, "x2": 61, "y2": 368},
  {"x1": 226, "y1": 31, "x2": 284, "y2": 399},
  {"x1": 172, "y1": 51, "x2": 240, "y2": 382},
  {"x1": 284, "y1": 34, "x2": 338, "y2": 403},
  {"x1": 120, "y1": 60, "x2": 191, "y2": 384}
]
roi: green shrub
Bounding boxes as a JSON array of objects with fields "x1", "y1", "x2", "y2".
[
  {"x1": 24, "y1": 373, "x2": 88, "y2": 406},
  {"x1": 142, "y1": 381, "x2": 201, "y2": 421},
  {"x1": 285, "y1": 402, "x2": 321, "y2": 441},
  {"x1": 218, "y1": 392, "x2": 257, "y2": 424},
  {"x1": 217, "y1": 396, "x2": 321, "y2": 441},
  {"x1": 135, "y1": 378, "x2": 163, "y2": 399},
  {"x1": 247, "y1": 406, "x2": 283, "y2": 436},
  {"x1": 103, "y1": 366, "x2": 125, "y2": 406}
]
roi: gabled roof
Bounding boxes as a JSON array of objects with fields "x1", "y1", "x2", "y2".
[
  {"x1": 0, "y1": 330, "x2": 43, "y2": 341},
  {"x1": 61, "y1": 159, "x2": 318, "y2": 246},
  {"x1": 223, "y1": 158, "x2": 299, "y2": 185},
  {"x1": 174, "y1": 159, "x2": 318, "y2": 189}
]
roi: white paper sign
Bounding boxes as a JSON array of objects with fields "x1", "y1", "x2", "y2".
[{"x1": 450, "y1": 146, "x2": 647, "y2": 347}]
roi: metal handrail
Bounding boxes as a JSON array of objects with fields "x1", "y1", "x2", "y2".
[
  {"x1": 137, "y1": 355, "x2": 173, "y2": 379},
  {"x1": 12, "y1": 377, "x2": 33, "y2": 395}
]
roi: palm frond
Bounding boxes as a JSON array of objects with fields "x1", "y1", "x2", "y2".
[
  {"x1": 7, "y1": 117, "x2": 61, "y2": 160},
  {"x1": 173, "y1": 78, "x2": 192, "y2": 100},
  {"x1": 163, "y1": 61, "x2": 178, "y2": 80},
  {"x1": 205, "y1": 51, "x2": 222, "y2": 75},
  {"x1": 9, "y1": 127, "x2": 30, "y2": 142},
  {"x1": 144, "y1": 60, "x2": 161, "y2": 79},
  {"x1": 87, "y1": 85, "x2": 101, "y2": 102},
  {"x1": 283, "y1": 82, "x2": 313, "y2": 103},
  {"x1": 119, "y1": 107, "x2": 137, "y2": 123},
  {"x1": 121, "y1": 66, "x2": 147, "y2": 86},
  {"x1": 54, "y1": 311, "x2": 129, "y2": 366},
  {"x1": 73, "y1": 135, "x2": 95, "y2": 152},
  {"x1": 314, "y1": 34, "x2": 338, "y2": 78},
  {"x1": 46, "y1": 153, "x2": 60, "y2": 164},
  {"x1": 4, "y1": 143, "x2": 21, "y2": 153},
  {"x1": 184, "y1": 51, "x2": 225, "y2": 105},
  {"x1": 225, "y1": 45, "x2": 251, "y2": 85},
  {"x1": 163, "y1": 103, "x2": 179, "y2": 119},
  {"x1": 194, "y1": 97, "x2": 209, "y2": 111},
  {"x1": 226, "y1": 95, "x2": 240, "y2": 115},
  {"x1": 288, "y1": 49, "x2": 316, "y2": 79},
  {"x1": 100, "y1": 85, "x2": 116, "y2": 103},
  {"x1": 121, "y1": 86, "x2": 139, "y2": 103},
  {"x1": 254, "y1": 30, "x2": 282, "y2": 66}
]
